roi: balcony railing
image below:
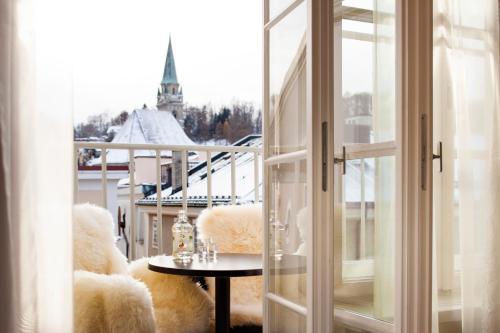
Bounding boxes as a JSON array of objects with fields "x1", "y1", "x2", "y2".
[{"x1": 74, "y1": 141, "x2": 261, "y2": 260}]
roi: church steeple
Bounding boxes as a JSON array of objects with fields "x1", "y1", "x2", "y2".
[
  {"x1": 161, "y1": 36, "x2": 178, "y2": 85},
  {"x1": 157, "y1": 35, "x2": 184, "y2": 123}
]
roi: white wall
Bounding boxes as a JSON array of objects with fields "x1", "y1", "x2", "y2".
[{"x1": 76, "y1": 170, "x2": 128, "y2": 235}]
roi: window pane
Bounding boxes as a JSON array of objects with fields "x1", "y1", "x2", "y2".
[
  {"x1": 334, "y1": 322, "x2": 373, "y2": 333},
  {"x1": 333, "y1": 1, "x2": 396, "y2": 146},
  {"x1": 268, "y1": 159, "x2": 307, "y2": 306},
  {"x1": 335, "y1": 156, "x2": 395, "y2": 323},
  {"x1": 269, "y1": 0, "x2": 298, "y2": 21},
  {"x1": 268, "y1": 2, "x2": 307, "y2": 156},
  {"x1": 332, "y1": 0, "x2": 398, "y2": 328},
  {"x1": 269, "y1": 300, "x2": 306, "y2": 333},
  {"x1": 342, "y1": 0, "x2": 374, "y2": 11}
]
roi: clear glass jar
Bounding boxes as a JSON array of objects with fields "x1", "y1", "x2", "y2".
[
  {"x1": 171, "y1": 210, "x2": 194, "y2": 263},
  {"x1": 269, "y1": 210, "x2": 286, "y2": 260}
]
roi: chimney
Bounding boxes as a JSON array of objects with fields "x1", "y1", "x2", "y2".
[{"x1": 171, "y1": 151, "x2": 183, "y2": 193}]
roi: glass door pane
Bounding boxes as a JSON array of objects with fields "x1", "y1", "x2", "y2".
[
  {"x1": 335, "y1": 156, "x2": 395, "y2": 321},
  {"x1": 264, "y1": 0, "x2": 309, "y2": 331},
  {"x1": 333, "y1": 0, "x2": 396, "y2": 147},
  {"x1": 332, "y1": 0, "x2": 399, "y2": 329},
  {"x1": 268, "y1": 1, "x2": 307, "y2": 156},
  {"x1": 268, "y1": 160, "x2": 307, "y2": 306},
  {"x1": 269, "y1": 0, "x2": 300, "y2": 22},
  {"x1": 270, "y1": 299, "x2": 307, "y2": 333}
]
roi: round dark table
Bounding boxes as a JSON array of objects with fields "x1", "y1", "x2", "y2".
[{"x1": 149, "y1": 253, "x2": 262, "y2": 333}]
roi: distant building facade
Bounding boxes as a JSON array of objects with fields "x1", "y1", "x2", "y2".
[{"x1": 343, "y1": 92, "x2": 372, "y2": 143}]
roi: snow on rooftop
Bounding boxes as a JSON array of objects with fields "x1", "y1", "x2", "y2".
[
  {"x1": 135, "y1": 135, "x2": 375, "y2": 207},
  {"x1": 170, "y1": 151, "x2": 262, "y2": 203},
  {"x1": 139, "y1": 135, "x2": 263, "y2": 206},
  {"x1": 344, "y1": 159, "x2": 375, "y2": 202},
  {"x1": 89, "y1": 108, "x2": 194, "y2": 165},
  {"x1": 107, "y1": 125, "x2": 122, "y2": 135}
]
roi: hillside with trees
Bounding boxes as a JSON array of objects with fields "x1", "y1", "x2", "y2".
[
  {"x1": 74, "y1": 111, "x2": 129, "y2": 141},
  {"x1": 183, "y1": 102, "x2": 261, "y2": 143},
  {"x1": 73, "y1": 102, "x2": 262, "y2": 144},
  {"x1": 74, "y1": 93, "x2": 371, "y2": 144}
]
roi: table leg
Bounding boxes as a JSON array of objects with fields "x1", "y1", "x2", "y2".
[{"x1": 215, "y1": 276, "x2": 230, "y2": 333}]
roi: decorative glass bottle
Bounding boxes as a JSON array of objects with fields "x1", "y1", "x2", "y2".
[
  {"x1": 269, "y1": 209, "x2": 285, "y2": 260},
  {"x1": 171, "y1": 210, "x2": 194, "y2": 263}
]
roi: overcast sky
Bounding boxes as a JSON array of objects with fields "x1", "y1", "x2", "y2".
[{"x1": 73, "y1": 0, "x2": 263, "y2": 123}]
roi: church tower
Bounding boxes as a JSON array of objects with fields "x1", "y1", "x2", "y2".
[{"x1": 157, "y1": 36, "x2": 184, "y2": 123}]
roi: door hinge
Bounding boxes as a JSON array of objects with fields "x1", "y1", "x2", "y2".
[
  {"x1": 421, "y1": 114, "x2": 428, "y2": 190},
  {"x1": 322, "y1": 122, "x2": 327, "y2": 191}
]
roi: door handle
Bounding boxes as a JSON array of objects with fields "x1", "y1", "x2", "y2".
[
  {"x1": 433, "y1": 141, "x2": 443, "y2": 173},
  {"x1": 333, "y1": 146, "x2": 346, "y2": 175}
]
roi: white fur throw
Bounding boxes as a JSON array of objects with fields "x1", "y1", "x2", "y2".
[
  {"x1": 196, "y1": 204, "x2": 263, "y2": 327},
  {"x1": 129, "y1": 258, "x2": 214, "y2": 333},
  {"x1": 73, "y1": 203, "x2": 213, "y2": 333},
  {"x1": 74, "y1": 270, "x2": 156, "y2": 333},
  {"x1": 73, "y1": 203, "x2": 128, "y2": 275}
]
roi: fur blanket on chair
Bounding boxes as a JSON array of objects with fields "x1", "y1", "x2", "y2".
[
  {"x1": 196, "y1": 204, "x2": 263, "y2": 327},
  {"x1": 73, "y1": 203, "x2": 128, "y2": 275},
  {"x1": 73, "y1": 204, "x2": 213, "y2": 333},
  {"x1": 129, "y1": 258, "x2": 214, "y2": 333},
  {"x1": 74, "y1": 270, "x2": 156, "y2": 333}
]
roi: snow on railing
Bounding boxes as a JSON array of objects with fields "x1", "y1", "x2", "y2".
[{"x1": 74, "y1": 141, "x2": 261, "y2": 260}]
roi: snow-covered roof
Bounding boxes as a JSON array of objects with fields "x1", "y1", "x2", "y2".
[
  {"x1": 134, "y1": 134, "x2": 375, "y2": 207},
  {"x1": 89, "y1": 108, "x2": 194, "y2": 165},
  {"x1": 344, "y1": 159, "x2": 375, "y2": 202},
  {"x1": 107, "y1": 125, "x2": 122, "y2": 135},
  {"x1": 138, "y1": 135, "x2": 263, "y2": 207}
]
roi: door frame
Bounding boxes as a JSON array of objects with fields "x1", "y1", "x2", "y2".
[
  {"x1": 308, "y1": 0, "x2": 335, "y2": 331},
  {"x1": 399, "y1": 0, "x2": 434, "y2": 332}
]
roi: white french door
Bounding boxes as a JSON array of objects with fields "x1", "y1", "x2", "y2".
[
  {"x1": 263, "y1": 0, "x2": 312, "y2": 332},
  {"x1": 263, "y1": 0, "x2": 335, "y2": 330},
  {"x1": 264, "y1": 0, "x2": 310, "y2": 333},
  {"x1": 263, "y1": 0, "x2": 434, "y2": 332}
]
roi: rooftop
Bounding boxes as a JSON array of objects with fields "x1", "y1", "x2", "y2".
[
  {"x1": 88, "y1": 108, "x2": 194, "y2": 166},
  {"x1": 138, "y1": 135, "x2": 262, "y2": 207}
]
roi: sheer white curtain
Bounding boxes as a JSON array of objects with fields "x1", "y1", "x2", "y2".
[
  {"x1": 373, "y1": 0, "x2": 396, "y2": 321},
  {"x1": 433, "y1": 0, "x2": 500, "y2": 332},
  {"x1": 0, "y1": 0, "x2": 73, "y2": 331}
]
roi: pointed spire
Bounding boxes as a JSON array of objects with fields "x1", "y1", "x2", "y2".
[{"x1": 161, "y1": 35, "x2": 178, "y2": 85}]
